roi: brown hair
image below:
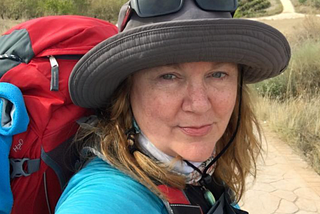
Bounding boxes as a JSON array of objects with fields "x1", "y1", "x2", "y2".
[{"x1": 76, "y1": 74, "x2": 262, "y2": 202}]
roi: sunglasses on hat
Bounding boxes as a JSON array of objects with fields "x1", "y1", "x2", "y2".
[{"x1": 120, "y1": 0, "x2": 238, "y2": 31}]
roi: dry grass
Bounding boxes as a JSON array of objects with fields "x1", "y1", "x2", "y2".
[
  {"x1": 255, "y1": 96, "x2": 320, "y2": 174},
  {"x1": 254, "y1": 15, "x2": 320, "y2": 174},
  {"x1": 287, "y1": 15, "x2": 320, "y2": 44},
  {"x1": 0, "y1": 19, "x2": 24, "y2": 34},
  {"x1": 291, "y1": 0, "x2": 320, "y2": 14},
  {"x1": 258, "y1": 15, "x2": 320, "y2": 40}
]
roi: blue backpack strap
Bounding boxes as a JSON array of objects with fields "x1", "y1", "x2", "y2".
[{"x1": 0, "y1": 82, "x2": 29, "y2": 214}]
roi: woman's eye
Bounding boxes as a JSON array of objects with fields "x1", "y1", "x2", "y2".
[
  {"x1": 211, "y1": 72, "x2": 227, "y2": 79},
  {"x1": 161, "y1": 74, "x2": 176, "y2": 80}
]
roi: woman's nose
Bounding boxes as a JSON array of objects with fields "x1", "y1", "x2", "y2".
[{"x1": 182, "y1": 82, "x2": 211, "y2": 114}]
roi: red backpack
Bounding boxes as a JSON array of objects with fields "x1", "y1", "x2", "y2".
[{"x1": 0, "y1": 15, "x2": 117, "y2": 214}]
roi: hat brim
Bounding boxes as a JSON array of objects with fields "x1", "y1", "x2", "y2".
[{"x1": 69, "y1": 18, "x2": 290, "y2": 108}]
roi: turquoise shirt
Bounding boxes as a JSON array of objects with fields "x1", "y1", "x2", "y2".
[
  {"x1": 56, "y1": 157, "x2": 241, "y2": 213},
  {"x1": 55, "y1": 157, "x2": 167, "y2": 214}
]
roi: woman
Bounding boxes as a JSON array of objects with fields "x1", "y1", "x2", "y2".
[{"x1": 56, "y1": 0, "x2": 291, "y2": 213}]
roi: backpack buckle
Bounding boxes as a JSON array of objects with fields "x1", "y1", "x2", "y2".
[{"x1": 10, "y1": 158, "x2": 40, "y2": 179}]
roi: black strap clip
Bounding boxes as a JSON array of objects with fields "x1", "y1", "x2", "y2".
[{"x1": 10, "y1": 158, "x2": 40, "y2": 179}]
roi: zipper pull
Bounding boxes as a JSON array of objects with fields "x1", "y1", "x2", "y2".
[{"x1": 49, "y1": 56, "x2": 59, "y2": 91}]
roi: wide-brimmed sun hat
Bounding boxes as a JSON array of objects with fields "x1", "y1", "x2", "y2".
[{"x1": 69, "y1": 0, "x2": 291, "y2": 108}]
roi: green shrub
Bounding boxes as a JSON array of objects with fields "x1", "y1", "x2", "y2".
[
  {"x1": 254, "y1": 70, "x2": 294, "y2": 100},
  {"x1": 297, "y1": 0, "x2": 320, "y2": 8},
  {"x1": 40, "y1": 0, "x2": 76, "y2": 15},
  {"x1": 0, "y1": 0, "x2": 126, "y2": 22},
  {"x1": 234, "y1": 0, "x2": 271, "y2": 17},
  {"x1": 254, "y1": 39, "x2": 320, "y2": 99},
  {"x1": 313, "y1": 0, "x2": 320, "y2": 7},
  {"x1": 87, "y1": 0, "x2": 127, "y2": 23},
  {"x1": 255, "y1": 17, "x2": 320, "y2": 99}
]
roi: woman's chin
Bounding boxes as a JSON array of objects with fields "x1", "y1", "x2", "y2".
[
  {"x1": 176, "y1": 144, "x2": 216, "y2": 162},
  {"x1": 179, "y1": 152, "x2": 213, "y2": 162}
]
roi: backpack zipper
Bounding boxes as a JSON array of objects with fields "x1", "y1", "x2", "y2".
[
  {"x1": 49, "y1": 55, "x2": 59, "y2": 91},
  {"x1": 43, "y1": 172, "x2": 53, "y2": 214},
  {"x1": 48, "y1": 55, "x2": 83, "y2": 92}
]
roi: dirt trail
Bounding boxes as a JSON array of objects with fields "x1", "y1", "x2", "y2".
[{"x1": 249, "y1": 0, "x2": 319, "y2": 21}]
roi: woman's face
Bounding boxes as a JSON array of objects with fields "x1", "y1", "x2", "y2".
[{"x1": 130, "y1": 62, "x2": 238, "y2": 162}]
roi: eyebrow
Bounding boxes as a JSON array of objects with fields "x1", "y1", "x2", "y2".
[{"x1": 168, "y1": 62, "x2": 230, "y2": 70}]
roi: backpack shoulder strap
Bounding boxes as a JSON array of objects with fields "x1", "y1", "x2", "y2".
[
  {"x1": 157, "y1": 184, "x2": 249, "y2": 214},
  {"x1": 0, "y1": 82, "x2": 29, "y2": 214},
  {"x1": 158, "y1": 185, "x2": 203, "y2": 214},
  {"x1": 0, "y1": 29, "x2": 34, "y2": 77}
]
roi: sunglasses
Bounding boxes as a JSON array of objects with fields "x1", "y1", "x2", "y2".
[{"x1": 120, "y1": 0, "x2": 238, "y2": 31}]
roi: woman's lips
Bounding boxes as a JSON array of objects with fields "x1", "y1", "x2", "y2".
[{"x1": 180, "y1": 124, "x2": 212, "y2": 137}]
